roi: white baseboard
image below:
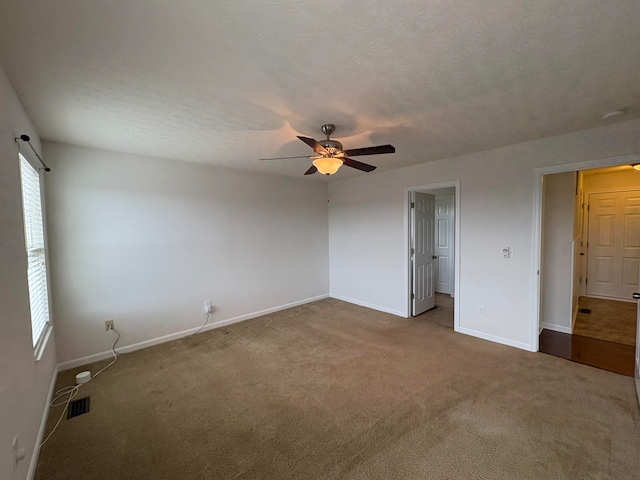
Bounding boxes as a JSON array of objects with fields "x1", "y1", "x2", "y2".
[
  {"x1": 329, "y1": 294, "x2": 406, "y2": 318},
  {"x1": 584, "y1": 294, "x2": 636, "y2": 303},
  {"x1": 57, "y1": 294, "x2": 329, "y2": 371},
  {"x1": 456, "y1": 326, "x2": 531, "y2": 351},
  {"x1": 541, "y1": 322, "x2": 572, "y2": 334},
  {"x1": 27, "y1": 364, "x2": 59, "y2": 480}
]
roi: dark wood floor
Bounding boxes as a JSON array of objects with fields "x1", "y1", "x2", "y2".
[
  {"x1": 540, "y1": 296, "x2": 637, "y2": 376},
  {"x1": 539, "y1": 329, "x2": 635, "y2": 376}
]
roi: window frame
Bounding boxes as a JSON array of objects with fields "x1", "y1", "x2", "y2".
[{"x1": 18, "y1": 152, "x2": 52, "y2": 358}]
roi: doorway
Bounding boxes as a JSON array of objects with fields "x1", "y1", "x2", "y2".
[
  {"x1": 415, "y1": 292, "x2": 456, "y2": 330},
  {"x1": 532, "y1": 153, "x2": 640, "y2": 350},
  {"x1": 535, "y1": 162, "x2": 640, "y2": 376},
  {"x1": 405, "y1": 181, "x2": 460, "y2": 332}
]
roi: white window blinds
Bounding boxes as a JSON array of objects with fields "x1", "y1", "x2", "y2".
[{"x1": 19, "y1": 153, "x2": 50, "y2": 348}]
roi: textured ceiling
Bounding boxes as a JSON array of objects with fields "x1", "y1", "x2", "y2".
[{"x1": 1, "y1": 0, "x2": 639, "y2": 179}]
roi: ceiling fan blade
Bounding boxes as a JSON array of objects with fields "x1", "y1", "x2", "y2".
[
  {"x1": 343, "y1": 144, "x2": 395, "y2": 157},
  {"x1": 259, "y1": 155, "x2": 313, "y2": 161},
  {"x1": 303, "y1": 165, "x2": 318, "y2": 175},
  {"x1": 342, "y1": 157, "x2": 377, "y2": 172},
  {"x1": 297, "y1": 136, "x2": 328, "y2": 155}
]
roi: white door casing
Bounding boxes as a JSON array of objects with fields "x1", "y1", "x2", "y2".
[
  {"x1": 586, "y1": 191, "x2": 640, "y2": 299},
  {"x1": 435, "y1": 195, "x2": 454, "y2": 295},
  {"x1": 578, "y1": 189, "x2": 588, "y2": 298},
  {"x1": 411, "y1": 192, "x2": 436, "y2": 315},
  {"x1": 634, "y1": 291, "x2": 640, "y2": 408},
  {"x1": 636, "y1": 300, "x2": 640, "y2": 407}
]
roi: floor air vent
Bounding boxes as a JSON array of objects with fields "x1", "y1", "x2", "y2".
[
  {"x1": 67, "y1": 396, "x2": 90, "y2": 419},
  {"x1": 578, "y1": 308, "x2": 592, "y2": 314}
]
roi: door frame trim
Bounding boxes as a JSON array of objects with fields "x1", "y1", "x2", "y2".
[
  {"x1": 532, "y1": 152, "x2": 640, "y2": 352},
  {"x1": 404, "y1": 180, "x2": 461, "y2": 333}
]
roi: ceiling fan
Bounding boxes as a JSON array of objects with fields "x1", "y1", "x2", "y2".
[{"x1": 260, "y1": 124, "x2": 395, "y2": 175}]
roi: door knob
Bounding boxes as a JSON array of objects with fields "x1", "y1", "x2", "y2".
[
  {"x1": 633, "y1": 293, "x2": 640, "y2": 300},
  {"x1": 579, "y1": 253, "x2": 585, "y2": 256},
  {"x1": 432, "y1": 255, "x2": 438, "y2": 260}
]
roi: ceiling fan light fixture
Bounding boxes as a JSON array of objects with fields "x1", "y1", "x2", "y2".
[
  {"x1": 260, "y1": 124, "x2": 393, "y2": 175},
  {"x1": 313, "y1": 157, "x2": 343, "y2": 175},
  {"x1": 632, "y1": 163, "x2": 640, "y2": 171}
]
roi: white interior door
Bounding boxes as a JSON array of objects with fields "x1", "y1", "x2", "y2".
[
  {"x1": 435, "y1": 195, "x2": 454, "y2": 295},
  {"x1": 412, "y1": 192, "x2": 436, "y2": 315},
  {"x1": 586, "y1": 191, "x2": 640, "y2": 299}
]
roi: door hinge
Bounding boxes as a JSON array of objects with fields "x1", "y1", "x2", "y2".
[
  {"x1": 411, "y1": 247, "x2": 415, "y2": 255},
  {"x1": 585, "y1": 278, "x2": 588, "y2": 284},
  {"x1": 410, "y1": 202, "x2": 415, "y2": 208},
  {"x1": 587, "y1": 204, "x2": 590, "y2": 211},
  {"x1": 411, "y1": 293, "x2": 415, "y2": 299}
]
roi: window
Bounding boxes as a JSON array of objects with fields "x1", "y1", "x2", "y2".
[{"x1": 19, "y1": 153, "x2": 51, "y2": 350}]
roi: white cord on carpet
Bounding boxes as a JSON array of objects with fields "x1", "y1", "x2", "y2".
[{"x1": 40, "y1": 327, "x2": 121, "y2": 447}]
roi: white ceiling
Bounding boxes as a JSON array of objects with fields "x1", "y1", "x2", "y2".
[{"x1": 1, "y1": 0, "x2": 639, "y2": 179}]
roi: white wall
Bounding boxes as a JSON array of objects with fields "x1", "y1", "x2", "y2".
[
  {"x1": 583, "y1": 167, "x2": 640, "y2": 193},
  {"x1": 0, "y1": 66, "x2": 58, "y2": 480},
  {"x1": 540, "y1": 172, "x2": 575, "y2": 333},
  {"x1": 329, "y1": 118, "x2": 640, "y2": 350},
  {"x1": 43, "y1": 142, "x2": 329, "y2": 365}
]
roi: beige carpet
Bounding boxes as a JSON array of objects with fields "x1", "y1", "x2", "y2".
[
  {"x1": 574, "y1": 296, "x2": 637, "y2": 346},
  {"x1": 36, "y1": 296, "x2": 640, "y2": 479}
]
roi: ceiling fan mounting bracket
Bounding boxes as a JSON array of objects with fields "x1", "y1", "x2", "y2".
[
  {"x1": 321, "y1": 123, "x2": 335, "y2": 138},
  {"x1": 318, "y1": 124, "x2": 342, "y2": 151}
]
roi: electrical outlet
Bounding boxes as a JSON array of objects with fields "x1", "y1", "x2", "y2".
[
  {"x1": 105, "y1": 319, "x2": 114, "y2": 331},
  {"x1": 204, "y1": 301, "x2": 212, "y2": 314}
]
